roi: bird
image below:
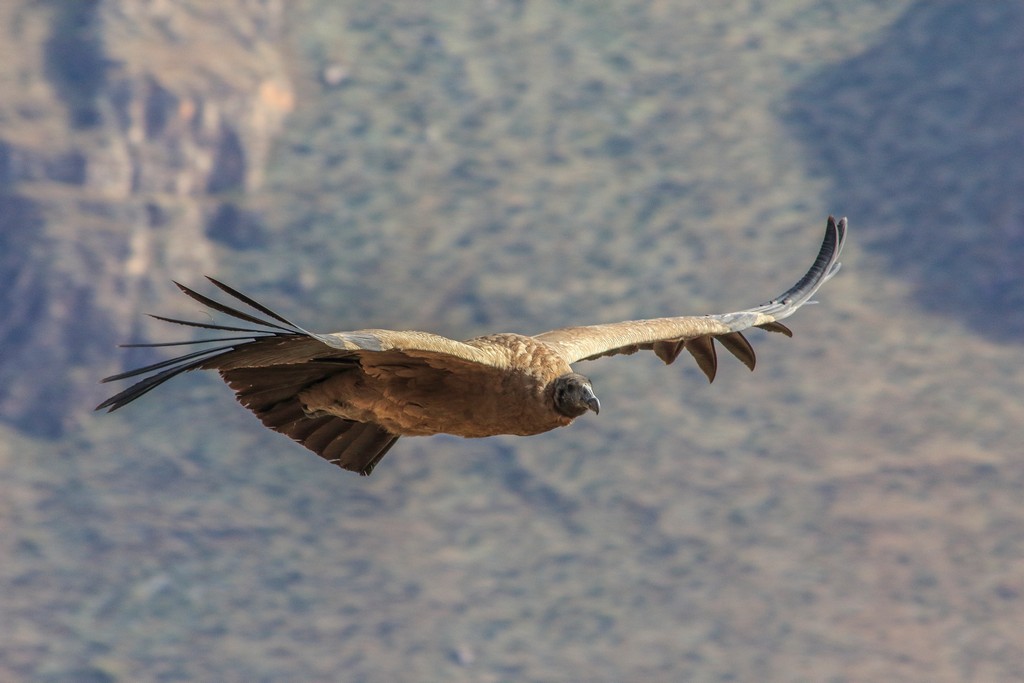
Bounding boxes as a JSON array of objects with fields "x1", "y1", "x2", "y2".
[{"x1": 98, "y1": 216, "x2": 846, "y2": 476}]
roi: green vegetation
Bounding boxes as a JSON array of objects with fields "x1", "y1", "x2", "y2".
[{"x1": 3, "y1": 1, "x2": 1023, "y2": 681}]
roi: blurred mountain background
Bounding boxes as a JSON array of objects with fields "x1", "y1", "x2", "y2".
[{"x1": 2, "y1": 1, "x2": 1022, "y2": 681}]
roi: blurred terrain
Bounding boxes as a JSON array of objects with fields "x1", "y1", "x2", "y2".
[{"x1": 2, "y1": 1, "x2": 1023, "y2": 681}]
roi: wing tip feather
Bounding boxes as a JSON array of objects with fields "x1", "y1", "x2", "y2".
[{"x1": 99, "y1": 279, "x2": 308, "y2": 413}]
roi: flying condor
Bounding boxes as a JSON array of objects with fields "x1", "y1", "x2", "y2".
[{"x1": 99, "y1": 216, "x2": 847, "y2": 476}]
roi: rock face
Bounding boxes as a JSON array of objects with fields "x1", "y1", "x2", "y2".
[{"x1": 0, "y1": 0, "x2": 293, "y2": 436}]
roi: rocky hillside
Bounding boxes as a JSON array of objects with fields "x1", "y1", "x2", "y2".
[
  {"x1": 2, "y1": 2, "x2": 1023, "y2": 681},
  {"x1": 1, "y1": 0, "x2": 292, "y2": 435}
]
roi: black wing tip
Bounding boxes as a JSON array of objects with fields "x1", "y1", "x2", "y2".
[
  {"x1": 99, "y1": 278, "x2": 306, "y2": 413},
  {"x1": 823, "y1": 215, "x2": 847, "y2": 279},
  {"x1": 820, "y1": 214, "x2": 845, "y2": 258},
  {"x1": 825, "y1": 215, "x2": 848, "y2": 259},
  {"x1": 201, "y1": 276, "x2": 305, "y2": 331},
  {"x1": 95, "y1": 396, "x2": 131, "y2": 412},
  {"x1": 204, "y1": 275, "x2": 236, "y2": 292},
  {"x1": 760, "y1": 214, "x2": 847, "y2": 312},
  {"x1": 828, "y1": 215, "x2": 848, "y2": 237}
]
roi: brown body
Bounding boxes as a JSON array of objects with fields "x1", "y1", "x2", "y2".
[
  {"x1": 299, "y1": 334, "x2": 575, "y2": 438},
  {"x1": 99, "y1": 217, "x2": 847, "y2": 476}
]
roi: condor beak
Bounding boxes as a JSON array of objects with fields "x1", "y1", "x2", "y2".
[{"x1": 584, "y1": 387, "x2": 601, "y2": 415}]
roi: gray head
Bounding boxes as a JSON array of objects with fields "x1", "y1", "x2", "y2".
[{"x1": 552, "y1": 373, "x2": 600, "y2": 418}]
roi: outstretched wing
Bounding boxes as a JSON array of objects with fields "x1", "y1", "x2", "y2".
[
  {"x1": 535, "y1": 216, "x2": 846, "y2": 381},
  {"x1": 96, "y1": 277, "x2": 504, "y2": 475}
]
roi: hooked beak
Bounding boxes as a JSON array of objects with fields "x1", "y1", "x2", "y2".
[{"x1": 584, "y1": 386, "x2": 601, "y2": 415}]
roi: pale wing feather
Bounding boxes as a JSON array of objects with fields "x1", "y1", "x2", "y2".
[
  {"x1": 203, "y1": 329, "x2": 506, "y2": 372},
  {"x1": 535, "y1": 216, "x2": 846, "y2": 367},
  {"x1": 310, "y1": 329, "x2": 507, "y2": 368}
]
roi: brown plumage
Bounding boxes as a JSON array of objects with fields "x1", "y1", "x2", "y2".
[{"x1": 98, "y1": 216, "x2": 847, "y2": 475}]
